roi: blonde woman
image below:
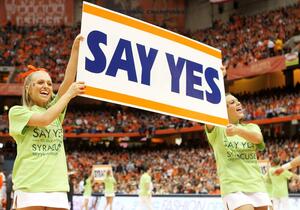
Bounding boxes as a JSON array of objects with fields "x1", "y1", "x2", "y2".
[
  {"x1": 9, "y1": 35, "x2": 85, "y2": 210},
  {"x1": 81, "y1": 173, "x2": 94, "y2": 210},
  {"x1": 204, "y1": 67, "x2": 271, "y2": 210},
  {"x1": 103, "y1": 170, "x2": 116, "y2": 210}
]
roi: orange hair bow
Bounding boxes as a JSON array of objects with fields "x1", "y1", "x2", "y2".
[{"x1": 19, "y1": 65, "x2": 48, "y2": 79}]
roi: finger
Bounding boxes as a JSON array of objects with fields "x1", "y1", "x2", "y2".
[
  {"x1": 76, "y1": 34, "x2": 84, "y2": 41},
  {"x1": 76, "y1": 81, "x2": 85, "y2": 86},
  {"x1": 79, "y1": 85, "x2": 86, "y2": 90},
  {"x1": 78, "y1": 89, "x2": 85, "y2": 95},
  {"x1": 226, "y1": 124, "x2": 233, "y2": 129}
]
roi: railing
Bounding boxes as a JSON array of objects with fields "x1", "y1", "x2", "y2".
[{"x1": 1, "y1": 114, "x2": 299, "y2": 139}]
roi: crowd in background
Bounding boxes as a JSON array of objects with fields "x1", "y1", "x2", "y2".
[
  {"x1": 65, "y1": 134, "x2": 300, "y2": 195},
  {"x1": 190, "y1": 4, "x2": 300, "y2": 68},
  {"x1": 0, "y1": 86, "x2": 299, "y2": 135},
  {"x1": 0, "y1": 23, "x2": 80, "y2": 83},
  {"x1": 63, "y1": 86, "x2": 300, "y2": 134},
  {"x1": 0, "y1": 2, "x2": 300, "y2": 208},
  {"x1": 0, "y1": 3, "x2": 300, "y2": 83}
]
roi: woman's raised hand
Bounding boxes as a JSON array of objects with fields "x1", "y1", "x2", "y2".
[{"x1": 66, "y1": 81, "x2": 85, "y2": 99}]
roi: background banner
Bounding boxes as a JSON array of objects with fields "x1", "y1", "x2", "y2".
[
  {"x1": 0, "y1": 0, "x2": 73, "y2": 26},
  {"x1": 227, "y1": 56, "x2": 286, "y2": 80}
]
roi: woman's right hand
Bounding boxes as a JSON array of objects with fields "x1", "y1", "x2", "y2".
[
  {"x1": 221, "y1": 65, "x2": 227, "y2": 77},
  {"x1": 66, "y1": 81, "x2": 85, "y2": 99}
]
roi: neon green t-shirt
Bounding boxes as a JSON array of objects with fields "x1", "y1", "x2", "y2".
[
  {"x1": 83, "y1": 177, "x2": 92, "y2": 196},
  {"x1": 268, "y1": 166, "x2": 293, "y2": 198},
  {"x1": 139, "y1": 173, "x2": 152, "y2": 196},
  {"x1": 9, "y1": 96, "x2": 68, "y2": 192},
  {"x1": 205, "y1": 123, "x2": 266, "y2": 196},
  {"x1": 263, "y1": 173, "x2": 273, "y2": 197},
  {"x1": 103, "y1": 175, "x2": 116, "y2": 194}
]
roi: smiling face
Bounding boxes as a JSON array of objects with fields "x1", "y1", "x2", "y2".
[
  {"x1": 226, "y1": 94, "x2": 244, "y2": 124},
  {"x1": 27, "y1": 71, "x2": 53, "y2": 107}
]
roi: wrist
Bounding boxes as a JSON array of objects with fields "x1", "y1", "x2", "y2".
[
  {"x1": 63, "y1": 91, "x2": 73, "y2": 101},
  {"x1": 235, "y1": 127, "x2": 242, "y2": 135}
]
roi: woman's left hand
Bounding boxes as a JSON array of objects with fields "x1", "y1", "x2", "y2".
[
  {"x1": 221, "y1": 65, "x2": 227, "y2": 77},
  {"x1": 72, "y1": 34, "x2": 84, "y2": 52}
]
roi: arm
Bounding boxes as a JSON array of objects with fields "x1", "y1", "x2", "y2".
[
  {"x1": 274, "y1": 156, "x2": 300, "y2": 175},
  {"x1": 91, "y1": 173, "x2": 96, "y2": 185},
  {"x1": 57, "y1": 35, "x2": 84, "y2": 98},
  {"x1": 144, "y1": 182, "x2": 150, "y2": 192},
  {"x1": 289, "y1": 156, "x2": 300, "y2": 168},
  {"x1": 282, "y1": 156, "x2": 300, "y2": 170},
  {"x1": 226, "y1": 124, "x2": 263, "y2": 144},
  {"x1": 291, "y1": 173, "x2": 299, "y2": 180},
  {"x1": 28, "y1": 81, "x2": 85, "y2": 127},
  {"x1": 114, "y1": 180, "x2": 117, "y2": 192}
]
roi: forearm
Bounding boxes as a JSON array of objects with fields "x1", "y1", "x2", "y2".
[
  {"x1": 58, "y1": 35, "x2": 84, "y2": 97},
  {"x1": 284, "y1": 156, "x2": 300, "y2": 169},
  {"x1": 28, "y1": 93, "x2": 72, "y2": 126},
  {"x1": 58, "y1": 51, "x2": 79, "y2": 97},
  {"x1": 291, "y1": 156, "x2": 300, "y2": 168},
  {"x1": 236, "y1": 127, "x2": 263, "y2": 144},
  {"x1": 64, "y1": 50, "x2": 79, "y2": 83}
]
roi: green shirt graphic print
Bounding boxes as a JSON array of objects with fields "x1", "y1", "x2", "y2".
[{"x1": 205, "y1": 123, "x2": 266, "y2": 196}]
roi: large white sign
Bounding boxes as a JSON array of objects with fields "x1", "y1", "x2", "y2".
[{"x1": 77, "y1": 1, "x2": 228, "y2": 126}]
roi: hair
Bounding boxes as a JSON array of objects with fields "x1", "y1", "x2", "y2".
[
  {"x1": 272, "y1": 157, "x2": 281, "y2": 165},
  {"x1": 22, "y1": 73, "x2": 36, "y2": 107},
  {"x1": 83, "y1": 174, "x2": 89, "y2": 185},
  {"x1": 22, "y1": 71, "x2": 53, "y2": 107},
  {"x1": 225, "y1": 92, "x2": 232, "y2": 96},
  {"x1": 142, "y1": 164, "x2": 151, "y2": 173}
]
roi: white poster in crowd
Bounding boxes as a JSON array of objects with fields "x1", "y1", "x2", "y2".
[
  {"x1": 258, "y1": 159, "x2": 270, "y2": 175},
  {"x1": 92, "y1": 165, "x2": 112, "y2": 182},
  {"x1": 77, "y1": 1, "x2": 228, "y2": 126}
]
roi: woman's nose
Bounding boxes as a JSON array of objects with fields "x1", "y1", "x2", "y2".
[{"x1": 43, "y1": 82, "x2": 50, "y2": 88}]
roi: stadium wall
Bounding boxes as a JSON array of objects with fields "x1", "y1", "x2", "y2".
[
  {"x1": 229, "y1": 71, "x2": 286, "y2": 94},
  {"x1": 72, "y1": 194, "x2": 300, "y2": 210}
]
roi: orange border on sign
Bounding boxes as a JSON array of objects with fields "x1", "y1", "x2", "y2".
[
  {"x1": 85, "y1": 86, "x2": 228, "y2": 126},
  {"x1": 83, "y1": 2, "x2": 221, "y2": 59}
]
